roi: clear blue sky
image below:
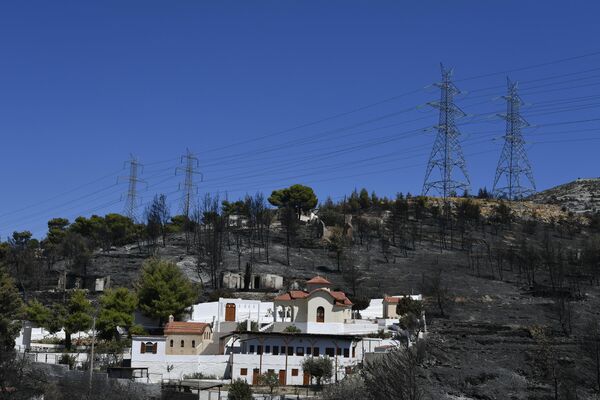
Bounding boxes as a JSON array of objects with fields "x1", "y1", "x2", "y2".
[{"x1": 1, "y1": 1, "x2": 599, "y2": 237}]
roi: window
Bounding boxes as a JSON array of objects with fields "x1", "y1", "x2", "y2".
[
  {"x1": 345, "y1": 366, "x2": 353, "y2": 374},
  {"x1": 192, "y1": 340, "x2": 196, "y2": 348},
  {"x1": 312, "y1": 347, "x2": 319, "y2": 356},
  {"x1": 272, "y1": 346, "x2": 279, "y2": 355},
  {"x1": 287, "y1": 346, "x2": 294, "y2": 356},
  {"x1": 343, "y1": 348, "x2": 350, "y2": 358},
  {"x1": 257, "y1": 345, "x2": 263, "y2": 355},
  {"x1": 316, "y1": 306, "x2": 325, "y2": 323},
  {"x1": 141, "y1": 341, "x2": 156, "y2": 354},
  {"x1": 180, "y1": 340, "x2": 185, "y2": 348},
  {"x1": 336, "y1": 347, "x2": 342, "y2": 356},
  {"x1": 325, "y1": 347, "x2": 335, "y2": 357},
  {"x1": 291, "y1": 369, "x2": 299, "y2": 376},
  {"x1": 249, "y1": 345, "x2": 255, "y2": 354},
  {"x1": 265, "y1": 345, "x2": 271, "y2": 354},
  {"x1": 352, "y1": 347, "x2": 356, "y2": 358},
  {"x1": 306, "y1": 347, "x2": 311, "y2": 355},
  {"x1": 240, "y1": 368, "x2": 247, "y2": 376},
  {"x1": 296, "y1": 347, "x2": 304, "y2": 356},
  {"x1": 169, "y1": 340, "x2": 173, "y2": 348}
]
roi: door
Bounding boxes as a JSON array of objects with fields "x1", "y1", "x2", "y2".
[
  {"x1": 252, "y1": 368, "x2": 260, "y2": 385},
  {"x1": 303, "y1": 371, "x2": 310, "y2": 385},
  {"x1": 278, "y1": 369, "x2": 287, "y2": 385},
  {"x1": 225, "y1": 303, "x2": 236, "y2": 321}
]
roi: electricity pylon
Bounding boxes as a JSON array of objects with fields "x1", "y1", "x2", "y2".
[
  {"x1": 422, "y1": 64, "x2": 470, "y2": 199},
  {"x1": 492, "y1": 78, "x2": 536, "y2": 200},
  {"x1": 121, "y1": 155, "x2": 145, "y2": 221},
  {"x1": 176, "y1": 149, "x2": 203, "y2": 219}
]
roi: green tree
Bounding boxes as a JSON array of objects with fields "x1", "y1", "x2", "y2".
[
  {"x1": 25, "y1": 299, "x2": 52, "y2": 328},
  {"x1": 43, "y1": 218, "x2": 70, "y2": 267},
  {"x1": 302, "y1": 356, "x2": 333, "y2": 386},
  {"x1": 0, "y1": 268, "x2": 24, "y2": 351},
  {"x1": 47, "y1": 218, "x2": 70, "y2": 243},
  {"x1": 228, "y1": 379, "x2": 253, "y2": 400},
  {"x1": 64, "y1": 289, "x2": 93, "y2": 349},
  {"x1": 104, "y1": 213, "x2": 137, "y2": 247},
  {"x1": 268, "y1": 184, "x2": 318, "y2": 219},
  {"x1": 25, "y1": 298, "x2": 64, "y2": 335},
  {"x1": 358, "y1": 188, "x2": 371, "y2": 210},
  {"x1": 97, "y1": 288, "x2": 138, "y2": 341},
  {"x1": 136, "y1": 259, "x2": 196, "y2": 325},
  {"x1": 258, "y1": 371, "x2": 279, "y2": 394}
]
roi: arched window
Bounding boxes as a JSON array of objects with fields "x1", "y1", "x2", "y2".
[
  {"x1": 181, "y1": 340, "x2": 185, "y2": 348},
  {"x1": 316, "y1": 306, "x2": 325, "y2": 323}
]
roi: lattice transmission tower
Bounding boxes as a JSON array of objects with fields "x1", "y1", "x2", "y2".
[
  {"x1": 176, "y1": 149, "x2": 203, "y2": 219},
  {"x1": 422, "y1": 64, "x2": 470, "y2": 198},
  {"x1": 121, "y1": 155, "x2": 145, "y2": 220},
  {"x1": 492, "y1": 78, "x2": 536, "y2": 200}
]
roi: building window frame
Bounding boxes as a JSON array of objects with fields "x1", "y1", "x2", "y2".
[{"x1": 316, "y1": 306, "x2": 325, "y2": 323}]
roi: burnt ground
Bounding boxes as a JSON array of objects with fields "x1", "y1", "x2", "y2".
[{"x1": 37, "y1": 214, "x2": 600, "y2": 399}]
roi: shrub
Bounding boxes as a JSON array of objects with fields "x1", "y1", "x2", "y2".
[
  {"x1": 236, "y1": 320, "x2": 258, "y2": 332},
  {"x1": 228, "y1": 379, "x2": 252, "y2": 400},
  {"x1": 183, "y1": 372, "x2": 217, "y2": 379},
  {"x1": 283, "y1": 325, "x2": 301, "y2": 333},
  {"x1": 58, "y1": 353, "x2": 77, "y2": 370}
]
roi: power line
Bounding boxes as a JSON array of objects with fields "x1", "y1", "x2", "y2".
[{"x1": 455, "y1": 49, "x2": 600, "y2": 82}]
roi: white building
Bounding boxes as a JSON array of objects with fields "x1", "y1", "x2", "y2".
[
  {"x1": 231, "y1": 331, "x2": 361, "y2": 385},
  {"x1": 190, "y1": 298, "x2": 274, "y2": 331},
  {"x1": 272, "y1": 276, "x2": 378, "y2": 335},
  {"x1": 221, "y1": 272, "x2": 284, "y2": 290},
  {"x1": 129, "y1": 276, "x2": 423, "y2": 385}
]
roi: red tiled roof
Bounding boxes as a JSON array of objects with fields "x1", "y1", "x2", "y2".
[
  {"x1": 273, "y1": 290, "x2": 309, "y2": 301},
  {"x1": 383, "y1": 296, "x2": 403, "y2": 303},
  {"x1": 330, "y1": 290, "x2": 353, "y2": 306},
  {"x1": 164, "y1": 321, "x2": 210, "y2": 335},
  {"x1": 275, "y1": 288, "x2": 352, "y2": 306},
  {"x1": 306, "y1": 276, "x2": 331, "y2": 285}
]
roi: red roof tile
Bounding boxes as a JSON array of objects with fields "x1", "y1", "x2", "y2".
[
  {"x1": 383, "y1": 296, "x2": 403, "y2": 303},
  {"x1": 306, "y1": 276, "x2": 331, "y2": 285},
  {"x1": 274, "y1": 290, "x2": 309, "y2": 301},
  {"x1": 274, "y1": 287, "x2": 353, "y2": 307},
  {"x1": 164, "y1": 321, "x2": 210, "y2": 335}
]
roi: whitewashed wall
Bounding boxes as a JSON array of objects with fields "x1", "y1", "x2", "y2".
[
  {"x1": 230, "y1": 354, "x2": 357, "y2": 386},
  {"x1": 132, "y1": 336, "x2": 230, "y2": 383}
]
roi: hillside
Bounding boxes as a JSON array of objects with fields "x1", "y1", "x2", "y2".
[
  {"x1": 7, "y1": 194, "x2": 600, "y2": 399},
  {"x1": 529, "y1": 178, "x2": 600, "y2": 213}
]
